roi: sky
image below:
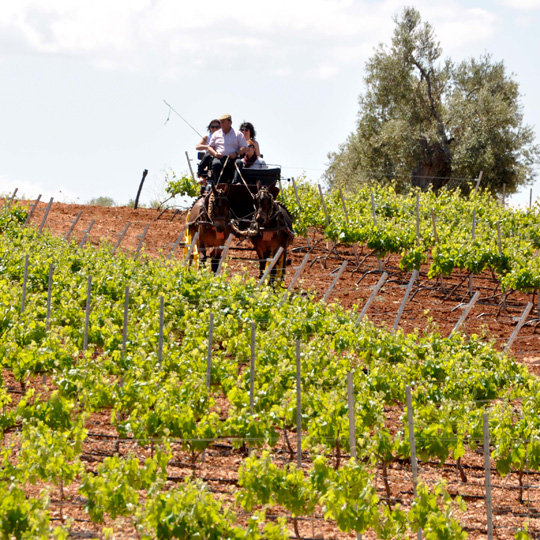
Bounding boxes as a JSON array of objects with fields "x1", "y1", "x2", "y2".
[{"x1": 1, "y1": 0, "x2": 539, "y2": 207}]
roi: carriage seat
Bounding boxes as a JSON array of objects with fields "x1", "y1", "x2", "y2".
[{"x1": 242, "y1": 167, "x2": 281, "y2": 186}]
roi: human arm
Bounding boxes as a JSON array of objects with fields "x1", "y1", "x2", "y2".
[{"x1": 195, "y1": 134, "x2": 209, "y2": 151}]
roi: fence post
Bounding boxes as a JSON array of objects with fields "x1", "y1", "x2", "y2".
[
  {"x1": 83, "y1": 276, "x2": 92, "y2": 352},
  {"x1": 483, "y1": 412, "x2": 494, "y2": 540},
  {"x1": 167, "y1": 232, "x2": 185, "y2": 261},
  {"x1": 393, "y1": 270, "x2": 418, "y2": 333},
  {"x1": 296, "y1": 340, "x2": 302, "y2": 468},
  {"x1": 206, "y1": 314, "x2": 214, "y2": 389},
  {"x1": 339, "y1": 188, "x2": 360, "y2": 267},
  {"x1": 135, "y1": 224, "x2": 150, "y2": 256},
  {"x1": 496, "y1": 222, "x2": 502, "y2": 256},
  {"x1": 474, "y1": 171, "x2": 483, "y2": 194},
  {"x1": 323, "y1": 261, "x2": 348, "y2": 302},
  {"x1": 317, "y1": 184, "x2": 330, "y2": 226},
  {"x1": 185, "y1": 151, "x2": 197, "y2": 183},
  {"x1": 406, "y1": 386, "x2": 423, "y2": 540},
  {"x1": 21, "y1": 255, "x2": 29, "y2": 313},
  {"x1": 356, "y1": 272, "x2": 388, "y2": 325},
  {"x1": 530, "y1": 188, "x2": 533, "y2": 210}
]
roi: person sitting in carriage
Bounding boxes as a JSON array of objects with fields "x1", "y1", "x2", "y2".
[
  {"x1": 242, "y1": 143, "x2": 266, "y2": 170},
  {"x1": 207, "y1": 114, "x2": 247, "y2": 184},
  {"x1": 195, "y1": 119, "x2": 221, "y2": 183}
]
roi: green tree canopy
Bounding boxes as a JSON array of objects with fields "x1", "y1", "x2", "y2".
[{"x1": 325, "y1": 7, "x2": 539, "y2": 195}]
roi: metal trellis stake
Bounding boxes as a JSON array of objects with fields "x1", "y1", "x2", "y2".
[
  {"x1": 317, "y1": 184, "x2": 330, "y2": 226},
  {"x1": 323, "y1": 261, "x2": 348, "y2": 302},
  {"x1": 258, "y1": 247, "x2": 284, "y2": 287},
  {"x1": 21, "y1": 255, "x2": 29, "y2": 313},
  {"x1": 185, "y1": 151, "x2": 197, "y2": 183},
  {"x1": 296, "y1": 340, "x2": 302, "y2": 468},
  {"x1": 23, "y1": 194, "x2": 41, "y2": 226},
  {"x1": 216, "y1": 233, "x2": 234, "y2": 276},
  {"x1": 206, "y1": 314, "x2": 214, "y2": 389},
  {"x1": 184, "y1": 231, "x2": 199, "y2": 267},
  {"x1": 483, "y1": 412, "x2": 494, "y2": 540},
  {"x1": 393, "y1": 270, "x2": 418, "y2": 333},
  {"x1": 451, "y1": 291, "x2": 480, "y2": 336},
  {"x1": 135, "y1": 224, "x2": 150, "y2": 256},
  {"x1": 38, "y1": 198, "x2": 54, "y2": 235},
  {"x1": 158, "y1": 296, "x2": 164, "y2": 369},
  {"x1": 46, "y1": 263, "x2": 54, "y2": 330},
  {"x1": 83, "y1": 276, "x2": 92, "y2": 352},
  {"x1": 279, "y1": 253, "x2": 310, "y2": 306},
  {"x1": 356, "y1": 272, "x2": 388, "y2": 325},
  {"x1": 64, "y1": 210, "x2": 82, "y2": 241},
  {"x1": 430, "y1": 209, "x2": 438, "y2": 244},
  {"x1": 122, "y1": 286, "x2": 129, "y2": 356},
  {"x1": 504, "y1": 302, "x2": 533, "y2": 353},
  {"x1": 78, "y1": 220, "x2": 95, "y2": 250},
  {"x1": 167, "y1": 231, "x2": 185, "y2": 261},
  {"x1": 112, "y1": 223, "x2": 131, "y2": 255},
  {"x1": 406, "y1": 386, "x2": 423, "y2": 540},
  {"x1": 473, "y1": 171, "x2": 483, "y2": 194}
]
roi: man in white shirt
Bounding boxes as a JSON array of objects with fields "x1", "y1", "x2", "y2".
[{"x1": 207, "y1": 114, "x2": 247, "y2": 183}]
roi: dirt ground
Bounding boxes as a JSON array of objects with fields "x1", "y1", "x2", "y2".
[{"x1": 5, "y1": 198, "x2": 540, "y2": 539}]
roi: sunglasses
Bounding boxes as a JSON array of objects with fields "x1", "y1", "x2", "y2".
[
  {"x1": 210, "y1": 124, "x2": 220, "y2": 129},
  {"x1": 240, "y1": 127, "x2": 249, "y2": 132}
]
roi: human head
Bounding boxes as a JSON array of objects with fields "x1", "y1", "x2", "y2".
[
  {"x1": 207, "y1": 119, "x2": 220, "y2": 132},
  {"x1": 239, "y1": 122, "x2": 256, "y2": 139},
  {"x1": 219, "y1": 114, "x2": 232, "y2": 133}
]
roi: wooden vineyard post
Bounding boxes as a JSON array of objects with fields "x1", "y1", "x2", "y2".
[
  {"x1": 406, "y1": 386, "x2": 423, "y2": 540},
  {"x1": 167, "y1": 232, "x2": 184, "y2": 261},
  {"x1": 530, "y1": 188, "x2": 533, "y2": 210},
  {"x1": 502, "y1": 184, "x2": 506, "y2": 207},
  {"x1": 347, "y1": 372, "x2": 363, "y2": 540},
  {"x1": 323, "y1": 261, "x2": 348, "y2": 302},
  {"x1": 258, "y1": 247, "x2": 284, "y2": 287},
  {"x1": 483, "y1": 412, "x2": 494, "y2": 540},
  {"x1": 296, "y1": 340, "x2": 302, "y2": 468},
  {"x1": 496, "y1": 222, "x2": 502, "y2": 256},
  {"x1": 122, "y1": 286, "x2": 129, "y2": 357},
  {"x1": 339, "y1": 187, "x2": 360, "y2": 267},
  {"x1": 78, "y1": 220, "x2": 95, "y2": 250},
  {"x1": 64, "y1": 210, "x2": 82, "y2": 241},
  {"x1": 393, "y1": 270, "x2": 418, "y2": 333},
  {"x1": 451, "y1": 291, "x2": 480, "y2": 336},
  {"x1": 279, "y1": 253, "x2": 309, "y2": 306},
  {"x1": 23, "y1": 194, "x2": 41, "y2": 226},
  {"x1": 157, "y1": 296, "x2": 164, "y2": 370},
  {"x1": 415, "y1": 192, "x2": 420, "y2": 242},
  {"x1": 430, "y1": 210, "x2": 438, "y2": 244},
  {"x1": 112, "y1": 223, "x2": 131, "y2": 255},
  {"x1": 184, "y1": 231, "x2": 199, "y2": 267},
  {"x1": 3, "y1": 188, "x2": 18, "y2": 209},
  {"x1": 21, "y1": 255, "x2": 29, "y2": 313},
  {"x1": 216, "y1": 233, "x2": 234, "y2": 276},
  {"x1": 206, "y1": 314, "x2": 214, "y2": 389},
  {"x1": 46, "y1": 263, "x2": 54, "y2": 331},
  {"x1": 371, "y1": 192, "x2": 383, "y2": 272},
  {"x1": 356, "y1": 272, "x2": 388, "y2": 325},
  {"x1": 135, "y1": 224, "x2": 150, "y2": 256},
  {"x1": 83, "y1": 276, "x2": 92, "y2": 352},
  {"x1": 504, "y1": 302, "x2": 533, "y2": 353},
  {"x1": 291, "y1": 177, "x2": 310, "y2": 249},
  {"x1": 38, "y1": 198, "x2": 54, "y2": 235}
]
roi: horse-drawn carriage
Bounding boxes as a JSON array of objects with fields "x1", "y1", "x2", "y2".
[{"x1": 184, "y1": 165, "x2": 294, "y2": 281}]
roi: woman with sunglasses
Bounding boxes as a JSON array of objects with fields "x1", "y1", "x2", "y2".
[
  {"x1": 196, "y1": 119, "x2": 221, "y2": 186},
  {"x1": 239, "y1": 122, "x2": 261, "y2": 158}
]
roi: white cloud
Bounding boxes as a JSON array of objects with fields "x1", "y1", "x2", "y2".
[
  {"x1": 0, "y1": 0, "x2": 504, "y2": 79},
  {"x1": 497, "y1": 0, "x2": 540, "y2": 9}
]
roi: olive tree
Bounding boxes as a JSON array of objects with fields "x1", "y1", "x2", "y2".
[{"x1": 326, "y1": 7, "x2": 539, "y2": 195}]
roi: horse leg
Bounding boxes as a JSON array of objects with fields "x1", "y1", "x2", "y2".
[{"x1": 210, "y1": 248, "x2": 220, "y2": 274}]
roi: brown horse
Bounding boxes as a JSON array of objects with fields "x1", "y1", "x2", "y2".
[
  {"x1": 186, "y1": 183, "x2": 232, "y2": 272},
  {"x1": 250, "y1": 185, "x2": 294, "y2": 283}
]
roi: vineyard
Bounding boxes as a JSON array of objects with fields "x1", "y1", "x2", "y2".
[{"x1": 2, "y1": 183, "x2": 540, "y2": 539}]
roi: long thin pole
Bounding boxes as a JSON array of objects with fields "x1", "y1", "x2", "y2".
[
  {"x1": 112, "y1": 223, "x2": 131, "y2": 255},
  {"x1": 504, "y1": 302, "x2": 533, "y2": 353},
  {"x1": 23, "y1": 194, "x2": 41, "y2": 226},
  {"x1": 451, "y1": 291, "x2": 480, "y2": 336},
  {"x1": 21, "y1": 255, "x2": 29, "y2": 313},
  {"x1": 167, "y1": 231, "x2": 185, "y2": 262},
  {"x1": 483, "y1": 413, "x2": 494, "y2": 540},
  {"x1": 38, "y1": 198, "x2": 54, "y2": 234},
  {"x1": 78, "y1": 220, "x2": 95, "y2": 249},
  {"x1": 64, "y1": 210, "x2": 82, "y2": 241},
  {"x1": 393, "y1": 270, "x2": 418, "y2": 332},
  {"x1": 184, "y1": 231, "x2": 199, "y2": 267},
  {"x1": 46, "y1": 263, "x2": 54, "y2": 330},
  {"x1": 122, "y1": 286, "x2": 129, "y2": 356},
  {"x1": 206, "y1": 314, "x2": 214, "y2": 389},
  {"x1": 258, "y1": 247, "x2": 284, "y2": 287},
  {"x1": 296, "y1": 340, "x2": 302, "y2": 468},
  {"x1": 323, "y1": 261, "x2": 348, "y2": 302},
  {"x1": 135, "y1": 224, "x2": 150, "y2": 255},
  {"x1": 158, "y1": 296, "x2": 164, "y2": 369},
  {"x1": 216, "y1": 233, "x2": 234, "y2": 276},
  {"x1": 406, "y1": 386, "x2": 423, "y2": 540},
  {"x1": 317, "y1": 184, "x2": 330, "y2": 226},
  {"x1": 83, "y1": 276, "x2": 92, "y2": 352},
  {"x1": 356, "y1": 272, "x2": 388, "y2": 325},
  {"x1": 279, "y1": 253, "x2": 310, "y2": 306}
]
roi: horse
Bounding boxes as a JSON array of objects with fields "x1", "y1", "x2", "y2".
[
  {"x1": 249, "y1": 185, "x2": 294, "y2": 283},
  {"x1": 186, "y1": 183, "x2": 232, "y2": 273}
]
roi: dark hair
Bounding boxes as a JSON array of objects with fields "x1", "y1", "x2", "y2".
[
  {"x1": 207, "y1": 119, "x2": 220, "y2": 130},
  {"x1": 239, "y1": 122, "x2": 256, "y2": 139}
]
